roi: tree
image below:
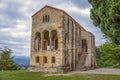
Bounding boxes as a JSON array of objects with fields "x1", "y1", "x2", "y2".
[
  {"x1": 96, "y1": 42, "x2": 120, "y2": 67},
  {"x1": 0, "y1": 47, "x2": 20, "y2": 70},
  {"x1": 88, "y1": 0, "x2": 120, "y2": 45}
]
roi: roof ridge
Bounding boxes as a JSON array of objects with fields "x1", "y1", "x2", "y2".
[
  {"x1": 32, "y1": 5, "x2": 65, "y2": 17},
  {"x1": 32, "y1": 5, "x2": 88, "y2": 32}
]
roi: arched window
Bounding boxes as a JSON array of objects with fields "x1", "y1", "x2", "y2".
[
  {"x1": 36, "y1": 56, "x2": 39, "y2": 63},
  {"x1": 43, "y1": 56, "x2": 47, "y2": 63},
  {"x1": 82, "y1": 39, "x2": 87, "y2": 52},
  {"x1": 42, "y1": 15, "x2": 50, "y2": 23},
  {"x1": 51, "y1": 56, "x2": 55, "y2": 63}
]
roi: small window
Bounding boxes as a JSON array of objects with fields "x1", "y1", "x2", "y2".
[
  {"x1": 36, "y1": 56, "x2": 39, "y2": 63},
  {"x1": 43, "y1": 56, "x2": 47, "y2": 63},
  {"x1": 45, "y1": 15, "x2": 47, "y2": 22},
  {"x1": 42, "y1": 15, "x2": 50, "y2": 23},
  {"x1": 43, "y1": 16, "x2": 45, "y2": 22},
  {"x1": 82, "y1": 39, "x2": 87, "y2": 52},
  {"x1": 51, "y1": 56, "x2": 55, "y2": 63}
]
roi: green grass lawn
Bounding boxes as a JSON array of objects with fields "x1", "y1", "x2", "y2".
[{"x1": 0, "y1": 70, "x2": 120, "y2": 80}]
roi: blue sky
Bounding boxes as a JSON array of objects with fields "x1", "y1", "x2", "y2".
[{"x1": 0, "y1": 0, "x2": 106, "y2": 57}]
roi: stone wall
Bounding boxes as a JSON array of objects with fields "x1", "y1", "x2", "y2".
[
  {"x1": 62, "y1": 12, "x2": 97, "y2": 71},
  {"x1": 28, "y1": 5, "x2": 97, "y2": 73},
  {"x1": 30, "y1": 6, "x2": 64, "y2": 68},
  {"x1": 27, "y1": 66, "x2": 65, "y2": 73}
]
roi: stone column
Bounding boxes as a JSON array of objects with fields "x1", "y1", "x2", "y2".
[
  {"x1": 73, "y1": 24, "x2": 77, "y2": 69},
  {"x1": 49, "y1": 30, "x2": 52, "y2": 50},
  {"x1": 41, "y1": 31, "x2": 43, "y2": 51},
  {"x1": 77, "y1": 28, "x2": 80, "y2": 61},
  {"x1": 68, "y1": 20, "x2": 72, "y2": 70}
]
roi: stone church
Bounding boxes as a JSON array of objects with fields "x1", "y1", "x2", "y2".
[{"x1": 28, "y1": 5, "x2": 97, "y2": 73}]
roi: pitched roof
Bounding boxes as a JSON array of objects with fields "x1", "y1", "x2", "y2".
[
  {"x1": 32, "y1": 5, "x2": 90, "y2": 33},
  {"x1": 32, "y1": 5, "x2": 65, "y2": 17}
]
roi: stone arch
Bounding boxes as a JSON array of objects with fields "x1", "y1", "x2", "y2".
[
  {"x1": 35, "y1": 56, "x2": 39, "y2": 63},
  {"x1": 34, "y1": 32, "x2": 41, "y2": 51},
  {"x1": 82, "y1": 39, "x2": 87, "y2": 52},
  {"x1": 51, "y1": 30, "x2": 58, "y2": 50},
  {"x1": 43, "y1": 30, "x2": 49, "y2": 50}
]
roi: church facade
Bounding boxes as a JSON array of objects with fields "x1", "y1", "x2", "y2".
[{"x1": 28, "y1": 5, "x2": 97, "y2": 73}]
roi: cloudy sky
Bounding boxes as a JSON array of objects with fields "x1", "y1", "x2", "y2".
[{"x1": 0, "y1": 0, "x2": 106, "y2": 57}]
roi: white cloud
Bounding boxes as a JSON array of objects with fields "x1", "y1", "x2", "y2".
[
  {"x1": 0, "y1": 2, "x2": 7, "y2": 9},
  {"x1": 56, "y1": 2, "x2": 90, "y2": 17},
  {"x1": 0, "y1": 14, "x2": 5, "y2": 20},
  {"x1": 67, "y1": 6, "x2": 90, "y2": 16},
  {"x1": 6, "y1": 41, "x2": 20, "y2": 45},
  {"x1": 0, "y1": 0, "x2": 106, "y2": 57},
  {"x1": 0, "y1": 28, "x2": 11, "y2": 32},
  {"x1": 10, "y1": 31, "x2": 30, "y2": 38},
  {"x1": 0, "y1": 20, "x2": 31, "y2": 38},
  {"x1": 16, "y1": 24, "x2": 26, "y2": 30}
]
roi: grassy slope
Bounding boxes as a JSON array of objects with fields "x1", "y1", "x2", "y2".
[{"x1": 0, "y1": 70, "x2": 120, "y2": 80}]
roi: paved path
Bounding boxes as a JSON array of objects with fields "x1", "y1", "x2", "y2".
[
  {"x1": 69, "y1": 68, "x2": 120, "y2": 75},
  {"x1": 45, "y1": 68, "x2": 120, "y2": 76}
]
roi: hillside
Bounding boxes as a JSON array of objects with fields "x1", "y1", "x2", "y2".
[{"x1": 13, "y1": 56, "x2": 30, "y2": 68}]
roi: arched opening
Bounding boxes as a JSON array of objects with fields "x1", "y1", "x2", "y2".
[
  {"x1": 43, "y1": 30, "x2": 49, "y2": 50},
  {"x1": 43, "y1": 56, "x2": 47, "y2": 63},
  {"x1": 34, "y1": 32, "x2": 41, "y2": 51},
  {"x1": 36, "y1": 56, "x2": 39, "y2": 63},
  {"x1": 51, "y1": 56, "x2": 55, "y2": 63},
  {"x1": 82, "y1": 39, "x2": 87, "y2": 52},
  {"x1": 51, "y1": 30, "x2": 58, "y2": 50}
]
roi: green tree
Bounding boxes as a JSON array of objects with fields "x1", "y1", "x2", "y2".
[
  {"x1": 88, "y1": 0, "x2": 120, "y2": 45},
  {"x1": 96, "y1": 42, "x2": 120, "y2": 68},
  {"x1": 0, "y1": 47, "x2": 20, "y2": 70}
]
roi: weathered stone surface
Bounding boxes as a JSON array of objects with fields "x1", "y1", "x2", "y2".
[{"x1": 28, "y1": 5, "x2": 97, "y2": 73}]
